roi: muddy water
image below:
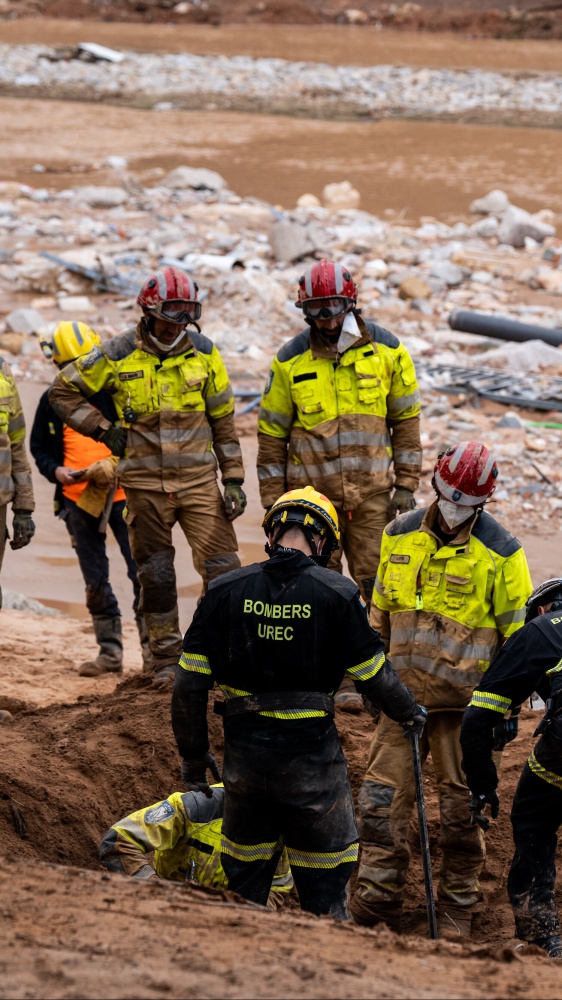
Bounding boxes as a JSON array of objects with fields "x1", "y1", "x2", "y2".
[
  {"x1": 1, "y1": 18, "x2": 562, "y2": 72},
  {"x1": 2, "y1": 97, "x2": 562, "y2": 222}
]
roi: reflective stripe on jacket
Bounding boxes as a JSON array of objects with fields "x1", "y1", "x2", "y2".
[
  {"x1": 0, "y1": 357, "x2": 34, "y2": 510},
  {"x1": 257, "y1": 316, "x2": 421, "y2": 510},
  {"x1": 99, "y1": 787, "x2": 292, "y2": 892},
  {"x1": 371, "y1": 502, "x2": 532, "y2": 710},
  {"x1": 49, "y1": 324, "x2": 244, "y2": 492}
]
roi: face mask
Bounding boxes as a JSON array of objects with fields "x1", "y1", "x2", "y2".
[
  {"x1": 437, "y1": 498, "x2": 475, "y2": 530},
  {"x1": 148, "y1": 328, "x2": 187, "y2": 354}
]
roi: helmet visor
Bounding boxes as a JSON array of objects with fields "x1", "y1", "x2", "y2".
[
  {"x1": 301, "y1": 297, "x2": 351, "y2": 320},
  {"x1": 153, "y1": 299, "x2": 202, "y2": 324}
]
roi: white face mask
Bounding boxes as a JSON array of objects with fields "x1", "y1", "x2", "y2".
[
  {"x1": 149, "y1": 328, "x2": 187, "y2": 354},
  {"x1": 437, "y1": 498, "x2": 475, "y2": 530}
]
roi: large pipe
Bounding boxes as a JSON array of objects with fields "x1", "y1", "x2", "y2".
[{"x1": 449, "y1": 309, "x2": 562, "y2": 347}]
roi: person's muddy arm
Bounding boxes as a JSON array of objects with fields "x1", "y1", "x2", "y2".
[
  {"x1": 49, "y1": 348, "x2": 114, "y2": 440},
  {"x1": 99, "y1": 792, "x2": 189, "y2": 878}
]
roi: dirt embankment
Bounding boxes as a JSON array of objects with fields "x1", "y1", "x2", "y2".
[{"x1": 4, "y1": 0, "x2": 562, "y2": 40}]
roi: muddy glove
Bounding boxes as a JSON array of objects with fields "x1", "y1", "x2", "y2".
[
  {"x1": 84, "y1": 456, "x2": 118, "y2": 488},
  {"x1": 224, "y1": 480, "x2": 247, "y2": 521},
  {"x1": 181, "y1": 753, "x2": 221, "y2": 798},
  {"x1": 493, "y1": 707, "x2": 520, "y2": 751},
  {"x1": 100, "y1": 426, "x2": 127, "y2": 458},
  {"x1": 402, "y1": 703, "x2": 427, "y2": 740},
  {"x1": 10, "y1": 510, "x2": 35, "y2": 550},
  {"x1": 389, "y1": 487, "x2": 416, "y2": 521},
  {"x1": 469, "y1": 790, "x2": 499, "y2": 831}
]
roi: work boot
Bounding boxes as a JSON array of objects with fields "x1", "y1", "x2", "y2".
[
  {"x1": 152, "y1": 662, "x2": 177, "y2": 689},
  {"x1": 79, "y1": 616, "x2": 123, "y2": 677},
  {"x1": 539, "y1": 935, "x2": 562, "y2": 959},
  {"x1": 135, "y1": 612, "x2": 154, "y2": 674},
  {"x1": 349, "y1": 893, "x2": 403, "y2": 932},
  {"x1": 437, "y1": 902, "x2": 473, "y2": 939},
  {"x1": 334, "y1": 674, "x2": 364, "y2": 714},
  {"x1": 143, "y1": 608, "x2": 182, "y2": 688}
]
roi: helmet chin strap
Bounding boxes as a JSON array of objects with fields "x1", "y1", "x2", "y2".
[{"x1": 144, "y1": 316, "x2": 201, "y2": 354}]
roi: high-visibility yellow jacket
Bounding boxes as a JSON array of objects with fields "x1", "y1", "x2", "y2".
[
  {"x1": 0, "y1": 357, "x2": 34, "y2": 510},
  {"x1": 257, "y1": 316, "x2": 421, "y2": 510},
  {"x1": 371, "y1": 502, "x2": 532, "y2": 711},
  {"x1": 99, "y1": 786, "x2": 293, "y2": 897},
  {"x1": 49, "y1": 324, "x2": 244, "y2": 493}
]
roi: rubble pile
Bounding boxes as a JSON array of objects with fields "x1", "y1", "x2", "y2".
[
  {"x1": 1, "y1": 168, "x2": 562, "y2": 536},
  {"x1": 1, "y1": 44, "x2": 562, "y2": 124}
]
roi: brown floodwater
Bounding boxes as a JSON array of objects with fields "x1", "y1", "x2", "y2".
[
  {"x1": 2, "y1": 97, "x2": 562, "y2": 222},
  {"x1": 1, "y1": 18, "x2": 562, "y2": 72}
]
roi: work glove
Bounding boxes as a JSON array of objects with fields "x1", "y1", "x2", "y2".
[
  {"x1": 10, "y1": 510, "x2": 35, "y2": 550},
  {"x1": 100, "y1": 426, "x2": 128, "y2": 458},
  {"x1": 469, "y1": 790, "x2": 499, "y2": 831},
  {"x1": 389, "y1": 487, "x2": 416, "y2": 521},
  {"x1": 493, "y1": 711, "x2": 520, "y2": 751},
  {"x1": 181, "y1": 753, "x2": 221, "y2": 798},
  {"x1": 223, "y1": 481, "x2": 247, "y2": 521},
  {"x1": 84, "y1": 456, "x2": 118, "y2": 488},
  {"x1": 402, "y1": 703, "x2": 427, "y2": 740}
]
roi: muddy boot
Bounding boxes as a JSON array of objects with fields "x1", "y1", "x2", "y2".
[
  {"x1": 437, "y1": 902, "x2": 473, "y2": 939},
  {"x1": 144, "y1": 608, "x2": 182, "y2": 688},
  {"x1": 349, "y1": 893, "x2": 403, "y2": 932},
  {"x1": 539, "y1": 936, "x2": 562, "y2": 959},
  {"x1": 79, "y1": 616, "x2": 123, "y2": 677},
  {"x1": 135, "y1": 612, "x2": 154, "y2": 674},
  {"x1": 334, "y1": 673, "x2": 364, "y2": 714}
]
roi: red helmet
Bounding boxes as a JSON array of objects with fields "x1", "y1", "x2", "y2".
[
  {"x1": 433, "y1": 442, "x2": 498, "y2": 506},
  {"x1": 137, "y1": 266, "x2": 201, "y2": 324},
  {"x1": 296, "y1": 259, "x2": 357, "y2": 320}
]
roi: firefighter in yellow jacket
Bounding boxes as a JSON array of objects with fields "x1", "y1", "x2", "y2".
[
  {"x1": 257, "y1": 259, "x2": 422, "y2": 606},
  {"x1": 0, "y1": 356, "x2": 35, "y2": 608},
  {"x1": 49, "y1": 267, "x2": 246, "y2": 687},
  {"x1": 99, "y1": 784, "x2": 293, "y2": 907},
  {"x1": 351, "y1": 442, "x2": 532, "y2": 938}
]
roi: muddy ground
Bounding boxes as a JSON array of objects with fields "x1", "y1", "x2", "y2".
[{"x1": 5, "y1": 0, "x2": 562, "y2": 40}]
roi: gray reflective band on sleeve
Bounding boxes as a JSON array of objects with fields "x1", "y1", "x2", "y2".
[
  {"x1": 214, "y1": 442, "x2": 242, "y2": 459},
  {"x1": 387, "y1": 389, "x2": 421, "y2": 414},
  {"x1": 258, "y1": 406, "x2": 293, "y2": 432},
  {"x1": 132, "y1": 864, "x2": 157, "y2": 879},
  {"x1": 7, "y1": 413, "x2": 25, "y2": 433},
  {"x1": 257, "y1": 463, "x2": 286, "y2": 480},
  {"x1": 495, "y1": 607, "x2": 526, "y2": 626},
  {"x1": 393, "y1": 450, "x2": 423, "y2": 466},
  {"x1": 206, "y1": 387, "x2": 234, "y2": 410}
]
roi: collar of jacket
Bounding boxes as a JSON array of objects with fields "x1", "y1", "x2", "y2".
[
  {"x1": 134, "y1": 318, "x2": 196, "y2": 360},
  {"x1": 264, "y1": 547, "x2": 316, "y2": 574},
  {"x1": 309, "y1": 311, "x2": 372, "y2": 361},
  {"x1": 420, "y1": 499, "x2": 480, "y2": 550}
]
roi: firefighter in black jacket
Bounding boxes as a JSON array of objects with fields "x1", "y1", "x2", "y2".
[
  {"x1": 461, "y1": 577, "x2": 562, "y2": 959},
  {"x1": 172, "y1": 486, "x2": 426, "y2": 919}
]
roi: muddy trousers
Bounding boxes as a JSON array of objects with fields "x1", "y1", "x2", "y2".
[
  {"x1": 508, "y1": 754, "x2": 562, "y2": 945},
  {"x1": 221, "y1": 727, "x2": 359, "y2": 919},
  {"x1": 354, "y1": 711, "x2": 485, "y2": 916},
  {"x1": 0, "y1": 503, "x2": 7, "y2": 609},
  {"x1": 64, "y1": 498, "x2": 140, "y2": 618},
  {"x1": 328, "y1": 490, "x2": 391, "y2": 605},
  {"x1": 125, "y1": 482, "x2": 240, "y2": 670}
]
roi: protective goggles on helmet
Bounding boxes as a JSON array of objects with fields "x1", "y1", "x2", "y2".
[
  {"x1": 300, "y1": 297, "x2": 352, "y2": 320},
  {"x1": 150, "y1": 299, "x2": 202, "y2": 324}
]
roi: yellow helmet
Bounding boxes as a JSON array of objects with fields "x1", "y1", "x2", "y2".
[
  {"x1": 262, "y1": 486, "x2": 340, "y2": 562},
  {"x1": 46, "y1": 322, "x2": 100, "y2": 365}
]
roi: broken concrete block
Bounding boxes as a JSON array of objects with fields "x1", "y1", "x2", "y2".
[
  {"x1": 322, "y1": 181, "x2": 360, "y2": 212},
  {"x1": 269, "y1": 219, "x2": 324, "y2": 263},
  {"x1": 398, "y1": 276, "x2": 432, "y2": 300},
  {"x1": 297, "y1": 193, "x2": 321, "y2": 208},
  {"x1": 469, "y1": 189, "x2": 510, "y2": 215},
  {"x1": 57, "y1": 295, "x2": 94, "y2": 313},
  {"x1": 73, "y1": 186, "x2": 129, "y2": 208},
  {"x1": 498, "y1": 205, "x2": 556, "y2": 248},
  {"x1": 5, "y1": 307, "x2": 45, "y2": 334},
  {"x1": 163, "y1": 166, "x2": 227, "y2": 191}
]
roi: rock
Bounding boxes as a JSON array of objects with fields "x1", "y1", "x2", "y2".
[
  {"x1": 0, "y1": 695, "x2": 34, "y2": 713},
  {"x1": 0, "y1": 711, "x2": 13, "y2": 724},
  {"x1": 106, "y1": 155, "x2": 128, "y2": 170},
  {"x1": 0, "y1": 333, "x2": 25, "y2": 355},
  {"x1": 322, "y1": 181, "x2": 360, "y2": 212},
  {"x1": 57, "y1": 295, "x2": 94, "y2": 313},
  {"x1": 469, "y1": 189, "x2": 510, "y2": 215},
  {"x1": 495, "y1": 412, "x2": 525, "y2": 428},
  {"x1": 269, "y1": 219, "x2": 324, "y2": 263},
  {"x1": 5, "y1": 307, "x2": 45, "y2": 334},
  {"x1": 525, "y1": 435, "x2": 547, "y2": 453},
  {"x1": 363, "y1": 258, "x2": 388, "y2": 279},
  {"x1": 498, "y1": 205, "x2": 556, "y2": 248},
  {"x1": 344, "y1": 8, "x2": 369, "y2": 24},
  {"x1": 532, "y1": 267, "x2": 562, "y2": 294},
  {"x1": 470, "y1": 216, "x2": 499, "y2": 238},
  {"x1": 473, "y1": 339, "x2": 562, "y2": 372},
  {"x1": 2, "y1": 590, "x2": 59, "y2": 615},
  {"x1": 429, "y1": 261, "x2": 466, "y2": 287},
  {"x1": 73, "y1": 186, "x2": 129, "y2": 208},
  {"x1": 297, "y1": 193, "x2": 321, "y2": 208},
  {"x1": 398, "y1": 276, "x2": 432, "y2": 300},
  {"x1": 30, "y1": 296, "x2": 58, "y2": 310},
  {"x1": 163, "y1": 166, "x2": 227, "y2": 191}
]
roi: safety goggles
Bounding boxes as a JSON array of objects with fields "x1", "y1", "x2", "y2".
[
  {"x1": 152, "y1": 299, "x2": 202, "y2": 324},
  {"x1": 300, "y1": 297, "x2": 351, "y2": 320}
]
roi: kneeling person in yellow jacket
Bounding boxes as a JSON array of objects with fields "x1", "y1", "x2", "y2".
[{"x1": 99, "y1": 785, "x2": 293, "y2": 908}]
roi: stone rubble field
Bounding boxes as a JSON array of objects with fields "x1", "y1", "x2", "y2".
[
  {"x1": 1, "y1": 164, "x2": 562, "y2": 537},
  {"x1": 1, "y1": 43, "x2": 562, "y2": 124}
]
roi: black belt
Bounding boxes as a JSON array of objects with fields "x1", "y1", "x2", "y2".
[{"x1": 214, "y1": 691, "x2": 335, "y2": 718}]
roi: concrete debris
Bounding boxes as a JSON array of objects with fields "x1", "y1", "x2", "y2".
[
  {"x1": 77, "y1": 42, "x2": 125, "y2": 64},
  {"x1": 57, "y1": 295, "x2": 94, "y2": 313},
  {"x1": 469, "y1": 189, "x2": 510, "y2": 215},
  {"x1": 5, "y1": 308, "x2": 45, "y2": 334},
  {"x1": 2, "y1": 590, "x2": 60, "y2": 615},
  {"x1": 498, "y1": 205, "x2": 556, "y2": 249},
  {"x1": 322, "y1": 181, "x2": 361, "y2": 212},
  {"x1": 473, "y1": 339, "x2": 562, "y2": 373},
  {"x1": 73, "y1": 186, "x2": 129, "y2": 209},
  {"x1": 163, "y1": 166, "x2": 228, "y2": 191},
  {"x1": 269, "y1": 219, "x2": 324, "y2": 263},
  {"x1": 398, "y1": 276, "x2": 432, "y2": 300},
  {"x1": 297, "y1": 194, "x2": 321, "y2": 209}
]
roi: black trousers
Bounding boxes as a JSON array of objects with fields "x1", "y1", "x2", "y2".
[
  {"x1": 220, "y1": 723, "x2": 358, "y2": 920},
  {"x1": 64, "y1": 498, "x2": 140, "y2": 618},
  {"x1": 508, "y1": 736, "x2": 562, "y2": 944}
]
